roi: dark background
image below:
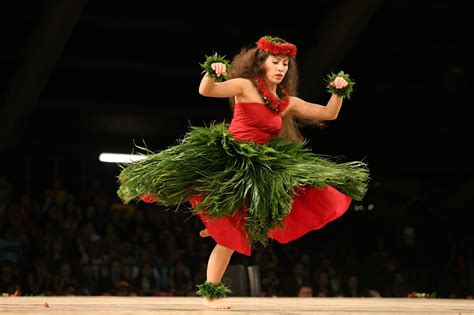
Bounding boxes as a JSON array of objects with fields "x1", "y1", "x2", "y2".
[{"x1": 0, "y1": 0, "x2": 473, "y2": 297}]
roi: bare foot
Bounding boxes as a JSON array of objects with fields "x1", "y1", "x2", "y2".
[
  {"x1": 199, "y1": 229, "x2": 209, "y2": 238},
  {"x1": 203, "y1": 297, "x2": 231, "y2": 309}
]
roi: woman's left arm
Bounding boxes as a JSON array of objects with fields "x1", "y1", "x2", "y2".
[
  {"x1": 286, "y1": 76, "x2": 348, "y2": 121},
  {"x1": 288, "y1": 94, "x2": 343, "y2": 121}
]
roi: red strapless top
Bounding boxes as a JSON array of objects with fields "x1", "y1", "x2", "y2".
[{"x1": 228, "y1": 102, "x2": 287, "y2": 144}]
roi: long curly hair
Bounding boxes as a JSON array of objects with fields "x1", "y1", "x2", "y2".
[{"x1": 228, "y1": 38, "x2": 303, "y2": 142}]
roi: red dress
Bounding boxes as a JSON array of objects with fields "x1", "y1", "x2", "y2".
[{"x1": 189, "y1": 102, "x2": 352, "y2": 256}]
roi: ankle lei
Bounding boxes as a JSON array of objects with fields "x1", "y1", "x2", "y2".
[{"x1": 196, "y1": 281, "x2": 232, "y2": 299}]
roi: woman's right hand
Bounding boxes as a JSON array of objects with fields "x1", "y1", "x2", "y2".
[{"x1": 211, "y1": 62, "x2": 227, "y2": 78}]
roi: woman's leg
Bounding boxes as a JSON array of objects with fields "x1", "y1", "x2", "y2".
[
  {"x1": 203, "y1": 244, "x2": 234, "y2": 309},
  {"x1": 207, "y1": 244, "x2": 234, "y2": 283}
]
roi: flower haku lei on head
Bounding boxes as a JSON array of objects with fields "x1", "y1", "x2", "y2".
[{"x1": 257, "y1": 36, "x2": 297, "y2": 57}]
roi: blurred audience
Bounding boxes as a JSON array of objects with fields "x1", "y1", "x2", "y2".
[{"x1": 0, "y1": 175, "x2": 472, "y2": 298}]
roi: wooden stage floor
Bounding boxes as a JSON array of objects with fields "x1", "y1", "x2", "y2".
[{"x1": 1, "y1": 296, "x2": 473, "y2": 314}]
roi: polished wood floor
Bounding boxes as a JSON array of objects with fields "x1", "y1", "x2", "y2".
[{"x1": 1, "y1": 296, "x2": 473, "y2": 314}]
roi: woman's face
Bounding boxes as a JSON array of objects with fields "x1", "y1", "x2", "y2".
[{"x1": 263, "y1": 55, "x2": 289, "y2": 85}]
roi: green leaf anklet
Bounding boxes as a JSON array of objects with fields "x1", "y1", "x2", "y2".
[{"x1": 196, "y1": 281, "x2": 232, "y2": 299}]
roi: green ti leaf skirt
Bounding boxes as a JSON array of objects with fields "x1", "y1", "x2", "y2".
[{"x1": 117, "y1": 123, "x2": 369, "y2": 254}]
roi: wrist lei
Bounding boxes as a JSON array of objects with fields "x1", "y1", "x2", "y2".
[
  {"x1": 325, "y1": 70, "x2": 355, "y2": 99},
  {"x1": 200, "y1": 53, "x2": 231, "y2": 83}
]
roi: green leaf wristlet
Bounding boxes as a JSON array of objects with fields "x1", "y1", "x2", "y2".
[
  {"x1": 325, "y1": 70, "x2": 355, "y2": 99},
  {"x1": 200, "y1": 53, "x2": 231, "y2": 83}
]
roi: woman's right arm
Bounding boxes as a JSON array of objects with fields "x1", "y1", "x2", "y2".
[{"x1": 198, "y1": 62, "x2": 249, "y2": 98}]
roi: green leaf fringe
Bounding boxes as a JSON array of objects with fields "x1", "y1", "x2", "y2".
[
  {"x1": 117, "y1": 123, "x2": 369, "y2": 247},
  {"x1": 200, "y1": 53, "x2": 231, "y2": 82},
  {"x1": 196, "y1": 281, "x2": 232, "y2": 299},
  {"x1": 325, "y1": 70, "x2": 355, "y2": 99}
]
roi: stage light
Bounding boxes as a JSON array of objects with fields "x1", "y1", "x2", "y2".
[{"x1": 98, "y1": 153, "x2": 146, "y2": 163}]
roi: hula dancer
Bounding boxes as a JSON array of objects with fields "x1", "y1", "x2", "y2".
[{"x1": 117, "y1": 36, "x2": 369, "y2": 309}]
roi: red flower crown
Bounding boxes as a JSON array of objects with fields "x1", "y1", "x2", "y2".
[{"x1": 257, "y1": 36, "x2": 297, "y2": 57}]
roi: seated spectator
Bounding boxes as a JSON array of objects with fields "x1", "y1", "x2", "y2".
[{"x1": 297, "y1": 284, "x2": 313, "y2": 297}]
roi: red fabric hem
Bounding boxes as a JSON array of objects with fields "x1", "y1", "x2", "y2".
[
  {"x1": 189, "y1": 185, "x2": 351, "y2": 256},
  {"x1": 190, "y1": 196, "x2": 252, "y2": 256}
]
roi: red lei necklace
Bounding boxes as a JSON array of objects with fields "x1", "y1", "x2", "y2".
[{"x1": 255, "y1": 77, "x2": 289, "y2": 113}]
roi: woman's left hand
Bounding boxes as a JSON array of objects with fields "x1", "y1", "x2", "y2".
[{"x1": 330, "y1": 76, "x2": 348, "y2": 89}]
